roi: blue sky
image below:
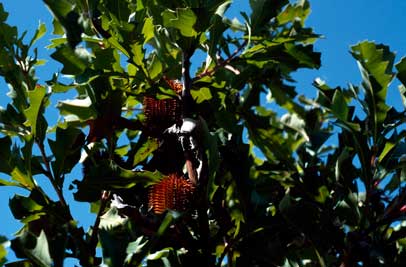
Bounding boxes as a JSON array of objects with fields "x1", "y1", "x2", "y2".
[{"x1": 1, "y1": 0, "x2": 406, "y2": 263}]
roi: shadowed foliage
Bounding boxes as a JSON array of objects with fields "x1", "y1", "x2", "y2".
[{"x1": 1, "y1": 1, "x2": 406, "y2": 266}]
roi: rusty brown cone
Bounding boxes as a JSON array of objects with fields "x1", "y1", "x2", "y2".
[{"x1": 148, "y1": 173, "x2": 195, "y2": 214}]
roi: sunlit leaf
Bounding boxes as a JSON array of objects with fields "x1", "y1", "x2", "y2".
[
  {"x1": 48, "y1": 126, "x2": 85, "y2": 179},
  {"x1": 142, "y1": 17, "x2": 155, "y2": 44},
  {"x1": 11, "y1": 231, "x2": 52, "y2": 267},
  {"x1": 56, "y1": 96, "x2": 97, "y2": 121},
  {"x1": 162, "y1": 8, "x2": 197, "y2": 37},
  {"x1": 30, "y1": 22, "x2": 46, "y2": 47},
  {"x1": 50, "y1": 45, "x2": 88, "y2": 75},
  {"x1": 132, "y1": 138, "x2": 159, "y2": 166},
  {"x1": 191, "y1": 87, "x2": 212, "y2": 103},
  {"x1": 351, "y1": 41, "x2": 393, "y2": 140},
  {"x1": 23, "y1": 85, "x2": 47, "y2": 139}
]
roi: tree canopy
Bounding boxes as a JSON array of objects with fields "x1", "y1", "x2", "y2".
[{"x1": 1, "y1": 0, "x2": 406, "y2": 266}]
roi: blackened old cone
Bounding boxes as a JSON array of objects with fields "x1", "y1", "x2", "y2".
[
  {"x1": 143, "y1": 79, "x2": 182, "y2": 136},
  {"x1": 148, "y1": 173, "x2": 195, "y2": 214}
]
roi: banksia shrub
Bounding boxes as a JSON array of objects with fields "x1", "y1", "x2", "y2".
[{"x1": 148, "y1": 173, "x2": 195, "y2": 214}]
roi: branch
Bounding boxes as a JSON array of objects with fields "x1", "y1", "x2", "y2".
[
  {"x1": 182, "y1": 50, "x2": 194, "y2": 118},
  {"x1": 89, "y1": 191, "x2": 111, "y2": 254},
  {"x1": 193, "y1": 40, "x2": 247, "y2": 82},
  {"x1": 36, "y1": 139, "x2": 69, "y2": 209}
]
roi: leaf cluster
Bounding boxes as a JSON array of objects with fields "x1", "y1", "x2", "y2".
[{"x1": 1, "y1": 1, "x2": 406, "y2": 267}]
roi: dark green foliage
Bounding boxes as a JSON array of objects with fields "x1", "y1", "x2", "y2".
[{"x1": 1, "y1": 1, "x2": 406, "y2": 266}]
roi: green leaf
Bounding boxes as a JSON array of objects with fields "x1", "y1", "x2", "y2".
[
  {"x1": 142, "y1": 17, "x2": 155, "y2": 44},
  {"x1": 50, "y1": 45, "x2": 88, "y2": 75},
  {"x1": 23, "y1": 85, "x2": 47, "y2": 139},
  {"x1": 331, "y1": 90, "x2": 349, "y2": 121},
  {"x1": 0, "y1": 137, "x2": 35, "y2": 189},
  {"x1": 0, "y1": 136, "x2": 12, "y2": 173},
  {"x1": 11, "y1": 167, "x2": 35, "y2": 190},
  {"x1": 191, "y1": 87, "x2": 212, "y2": 103},
  {"x1": 125, "y1": 236, "x2": 148, "y2": 263},
  {"x1": 148, "y1": 54, "x2": 163, "y2": 80},
  {"x1": 9, "y1": 194, "x2": 43, "y2": 221},
  {"x1": 0, "y1": 3, "x2": 9, "y2": 22},
  {"x1": 162, "y1": 8, "x2": 197, "y2": 37},
  {"x1": 11, "y1": 231, "x2": 52, "y2": 267},
  {"x1": 0, "y1": 178, "x2": 20, "y2": 187},
  {"x1": 399, "y1": 85, "x2": 406, "y2": 108},
  {"x1": 100, "y1": 207, "x2": 128, "y2": 230},
  {"x1": 130, "y1": 43, "x2": 147, "y2": 74},
  {"x1": 132, "y1": 138, "x2": 159, "y2": 166},
  {"x1": 30, "y1": 22, "x2": 46, "y2": 47},
  {"x1": 146, "y1": 248, "x2": 171, "y2": 260},
  {"x1": 43, "y1": 0, "x2": 83, "y2": 47},
  {"x1": 156, "y1": 211, "x2": 180, "y2": 237},
  {"x1": 48, "y1": 126, "x2": 85, "y2": 179},
  {"x1": 351, "y1": 41, "x2": 393, "y2": 140},
  {"x1": 56, "y1": 96, "x2": 97, "y2": 121},
  {"x1": 396, "y1": 57, "x2": 406, "y2": 86},
  {"x1": 284, "y1": 43, "x2": 321, "y2": 69},
  {"x1": 199, "y1": 117, "x2": 220, "y2": 199},
  {"x1": 351, "y1": 41, "x2": 395, "y2": 89},
  {"x1": 277, "y1": 0, "x2": 310, "y2": 26},
  {"x1": 99, "y1": 208, "x2": 130, "y2": 267},
  {"x1": 314, "y1": 186, "x2": 330, "y2": 204},
  {"x1": 249, "y1": 0, "x2": 288, "y2": 32},
  {"x1": 74, "y1": 159, "x2": 163, "y2": 202},
  {"x1": 0, "y1": 236, "x2": 7, "y2": 266}
]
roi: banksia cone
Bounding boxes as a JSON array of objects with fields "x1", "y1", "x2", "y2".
[
  {"x1": 148, "y1": 173, "x2": 195, "y2": 214},
  {"x1": 143, "y1": 79, "x2": 183, "y2": 136}
]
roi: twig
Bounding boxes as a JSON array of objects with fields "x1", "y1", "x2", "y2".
[
  {"x1": 193, "y1": 40, "x2": 247, "y2": 82},
  {"x1": 36, "y1": 139, "x2": 69, "y2": 209},
  {"x1": 89, "y1": 191, "x2": 111, "y2": 253}
]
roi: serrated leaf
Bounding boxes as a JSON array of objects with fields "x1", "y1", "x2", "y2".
[
  {"x1": 0, "y1": 136, "x2": 12, "y2": 173},
  {"x1": 277, "y1": 0, "x2": 310, "y2": 26},
  {"x1": 50, "y1": 45, "x2": 88, "y2": 75},
  {"x1": 148, "y1": 54, "x2": 162, "y2": 80},
  {"x1": 199, "y1": 117, "x2": 220, "y2": 199},
  {"x1": 100, "y1": 207, "x2": 128, "y2": 230},
  {"x1": 331, "y1": 90, "x2": 348, "y2": 121},
  {"x1": 130, "y1": 43, "x2": 147, "y2": 74},
  {"x1": 314, "y1": 186, "x2": 330, "y2": 203},
  {"x1": 146, "y1": 248, "x2": 171, "y2": 260},
  {"x1": 0, "y1": 236, "x2": 7, "y2": 266},
  {"x1": 0, "y1": 178, "x2": 20, "y2": 186},
  {"x1": 284, "y1": 43, "x2": 321, "y2": 69},
  {"x1": 132, "y1": 138, "x2": 159, "y2": 166},
  {"x1": 162, "y1": 8, "x2": 197, "y2": 37},
  {"x1": 250, "y1": 0, "x2": 288, "y2": 31},
  {"x1": 9, "y1": 194, "x2": 43, "y2": 221},
  {"x1": 142, "y1": 17, "x2": 154, "y2": 44},
  {"x1": 11, "y1": 167, "x2": 34, "y2": 189},
  {"x1": 191, "y1": 87, "x2": 212, "y2": 103},
  {"x1": 56, "y1": 96, "x2": 97, "y2": 121},
  {"x1": 99, "y1": 206, "x2": 131, "y2": 267},
  {"x1": 379, "y1": 139, "x2": 396, "y2": 163},
  {"x1": 351, "y1": 41, "x2": 393, "y2": 140},
  {"x1": 396, "y1": 57, "x2": 406, "y2": 86},
  {"x1": 48, "y1": 126, "x2": 85, "y2": 178},
  {"x1": 399, "y1": 85, "x2": 406, "y2": 109},
  {"x1": 11, "y1": 231, "x2": 52, "y2": 267},
  {"x1": 23, "y1": 86, "x2": 47, "y2": 138},
  {"x1": 74, "y1": 159, "x2": 163, "y2": 202},
  {"x1": 30, "y1": 22, "x2": 46, "y2": 47},
  {"x1": 43, "y1": 0, "x2": 83, "y2": 47},
  {"x1": 125, "y1": 236, "x2": 148, "y2": 263}
]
